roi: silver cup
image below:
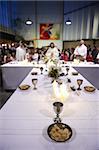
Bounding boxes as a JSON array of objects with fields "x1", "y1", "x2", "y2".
[
  {"x1": 77, "y1": 79, "x2": 83, "y2": 90},
  {"x1": 32, "y1": 78, "x2": 38, "y2": 90},
  {"x1": 53, "y1": 102, "x2": 63, "y2": 123},
  {"x1": 40, "y1": 67, "x2": 43, "y2": 74}
]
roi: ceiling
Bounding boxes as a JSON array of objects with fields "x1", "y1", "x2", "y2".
[{"x1": 64, "y1": 1, "x2": 96, "y2": 14}]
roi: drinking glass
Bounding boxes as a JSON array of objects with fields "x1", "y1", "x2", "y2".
[
  {"x1": 32, "y1": 78, "x2": 38, "y2": 90},
  {"x1": 53, "y1": 102, "x2": 63, "y2": 123},
  {"x1": 77, "y1": 79, "x2": 83, "y2": 90},
  {"x1": 40, "y1": 67, "x2": 43, "y2": 74},
  {"x1": 66, "y1": 67, "x2": 70, "y2": 76}
]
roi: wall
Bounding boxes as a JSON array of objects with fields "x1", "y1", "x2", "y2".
[
  {"x1": 14, "y1": 1, "x2": 36, "y2": 41},
  {"x1": 63, "y1": 39, "x2": 99, "y2": 49},
  {"x1": 15, "y1": 1, "x2": 63, "y2": 50},
  {"x1": 1, "y1": 1, "x2": 98, "y2": 50},
  {"x1": 36, "y1": 1, "x2": 63, "y2": 50},
  {"x1": 0, "y1": 1, "x2": 16, "y2": 35},
  {"x1": 0, "y1": 1, "x2": 16, "y2": 29},
  {"x1": 63, "y1": 2, "x2": 99, "y2": 41}
]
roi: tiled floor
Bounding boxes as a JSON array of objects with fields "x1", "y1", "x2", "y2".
[{"x1": 0, "y1": 87, "x2": 14, "y2": 109}]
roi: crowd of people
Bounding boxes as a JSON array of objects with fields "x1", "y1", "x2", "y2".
[
  {"x1": 61, "y1": 40, "x2": 99, "y2": 63},
  {"x1": 0, "y1": 40, "x2": 99, "y2": 65}
]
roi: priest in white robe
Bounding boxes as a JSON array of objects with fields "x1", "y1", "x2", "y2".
[
  {"x1": 46, "y1": 43, "x2": 59, "y2": 60},
  {"x1": 16, "y1": 42, "x2": 26, "y2": 61},
  {"x1": 74, "y1": 40, "x2": 87, "y2": 61}
]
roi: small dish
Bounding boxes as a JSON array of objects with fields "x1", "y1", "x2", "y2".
[
  {"x1": 47, "y1": 123, "x2": 72, "y2": 142},
  {"x1": 72, "y1": 72, "x2": 78, "y2": 75},
  {"x1": 31, "y1": 72, "x2": 38, "y2": 75},
  {"x1": 19, "y1": 84, "x2": 30, "y2": 90},
  {"x1": 84, "y1": 86, "x2": 96, "y2": 92}
]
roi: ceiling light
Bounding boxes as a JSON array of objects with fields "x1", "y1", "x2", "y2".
[
  {"x1": 25, "y1": 18, "x2": 33, "y2": 25},
  {"x1": 65, "y1": 18, "x2": 72, "y2": 25}
]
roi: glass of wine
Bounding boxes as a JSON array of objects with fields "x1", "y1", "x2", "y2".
[
  {"x1": 77, "y1": 79, "x2": 83, "y2": 90},
  {"x1": 40, "y1": 67, "x2": 43, "y2": 74},
  {"x1": 66, "y1": 66, "x2": 70, "y2": 76},
  {"x1": 32, "y1": 78, "x2": 38, "y2": 90},
  {"x1": 53, "y1": 102, "x2": 63, "y2": 123}
]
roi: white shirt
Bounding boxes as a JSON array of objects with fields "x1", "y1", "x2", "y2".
[
  {"x1": 97, "y1": 53, "x2": 99, "y2": 59},
  {"x1": 16, "y1": 46, "x2": 26, "y2": 61},
  {"x1": 74, "y1": 44, "x2": 87, "y2": 59},
  {"x1": 33, "y1": 53, "x2": 38, "y2": 61},
  {"x1": 46, "y1": 47, "x2": 59, "y2": 60}
]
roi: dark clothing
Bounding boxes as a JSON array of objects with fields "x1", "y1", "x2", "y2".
[
  {"x1": 92, "y1": 49, "x2": 98, "y2": 63},
  {"x1": 87, "y1": 48, "x2": 91, "y2": 56}
]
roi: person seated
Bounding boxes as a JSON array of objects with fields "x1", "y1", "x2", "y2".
[
  {"x1": 87, "y1": 45, "x2": 92, "y2": 56},
  {"x1": 64, "y1": 51, "x2": 69, "y2": 61},
  {"x1": 25, "y1": 49, "x2": 33, "y2": 62},
  {"x1": 86, "y1": 51, "x2": 93, "y2": 62},
  {"x1": 60, "y1": 51, "x2": 64, "y2": 60},
  {"x1": 46, "y1": 42, "x2": 59, "y2": 60},
  {"x1": 3, "y1": 53, "x2": 14, "y2": 63},
  {"x1": 41, "y1": 46, "x2": 49, "y2": 56},
  {"x1": 92, "y1": 46, "x2": 98, "y2": 63},
  {"x1": 37, "y1": 49, "x2": 42, "y2": 62},
  {"x1": 11, "y1": 52, "x2": 16, "y2": 60},
  {"x1": 32, "y1": 48, "x2": 39, "y2": 61},
  {"x1": 60, "y1": 49, "x2": 69, "y2": 61}
]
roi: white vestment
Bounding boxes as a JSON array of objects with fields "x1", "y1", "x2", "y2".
[
  {"x1": 74, "y1": 44, "x2": 87, "y2": 59},
  {"x1": 46, "y1": 47, "x2": 59, "y2": 60},
  {"x1": 16, "y1": 46, "x2": 26, "y2": 61}
]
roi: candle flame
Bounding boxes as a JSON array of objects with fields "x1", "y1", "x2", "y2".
[{"x1": 53, "y1": 81, "x2": 69, "y2": 102}]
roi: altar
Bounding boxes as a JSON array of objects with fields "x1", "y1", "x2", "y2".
[
  {"x1": 1, "y1": 60, "x2": 45, "y2": 90},
  {"x1": 1, "y1": 60, "x2": 99, "y2": 90},
  {"x1": 0, "y1": 66, "x2": 99, "y2": 150}
]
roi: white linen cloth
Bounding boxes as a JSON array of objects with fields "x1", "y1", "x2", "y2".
[
  {"x1": 1, "y1": 60, "x2": 99, "y2": 90},
  {"x1": 0, "y1": 66, "x2": 99, "y2": 150},
  {"x1": 74, "y1": 44, "x2": 87, "y2": 59}
]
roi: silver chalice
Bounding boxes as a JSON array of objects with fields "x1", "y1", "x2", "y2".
[
  {"x1": 53, "y1": 102, "x2": 63, "y2": 123},
  {"x1": 32, "y1": 78, "x2": 38, "y2": 90}
]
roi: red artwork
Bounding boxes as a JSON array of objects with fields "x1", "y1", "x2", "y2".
[{"x1": 40, "y1": 24, "x2": 60, "y2": 40}]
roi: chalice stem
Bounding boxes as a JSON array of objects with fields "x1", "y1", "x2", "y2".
[{"x1": 57, "y1": 114, "x2": 59, "y2": 118}]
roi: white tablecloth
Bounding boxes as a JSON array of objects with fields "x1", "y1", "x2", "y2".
[
  {"x1": 1, "y1": 61, "x2": 46, "y2": 90},
  {"x1": 0, "y1": 66, "x2": 99, "y2": 150},
  {"x1": 1, "y1": 60, "x2": 99, "y2": 90}
]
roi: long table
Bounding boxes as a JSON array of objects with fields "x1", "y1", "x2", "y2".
[
  {"x1": 74, "y1": 67, "x2": 99, "y2": 90},
  {"x1": 0, "y1": 66, "x2": 99, "y2": 150},
  {"x1": 1, "y1": 61, "x2": 45, "y2": 90},
  {"x1": 1, "y1": 60, "x2": 99, "y2": 90}
]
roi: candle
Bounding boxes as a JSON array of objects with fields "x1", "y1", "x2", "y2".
[
  {"x1": 73, "y1": 59, "x2": 80, "y2": 64},
  {"x1": 53, "y1": 81, "x2": 69, "y2": 102},
  {"x1": 60, "y1": 83, "x2": 69, "y2": 102},
  {"x1": 53, "y1": 80, "x2": 60, "y2": 99}
]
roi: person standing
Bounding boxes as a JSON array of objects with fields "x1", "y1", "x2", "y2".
[
  {"x1": 74, "y1": 40, "x2": 87, "y2": 61},
  {"x1": 95, "y1": 47, "x2": 99, "y2": 64},
  {"x1": 16, "y1": 41, "x2": 26, "y2": 61},
  {"x1": 92, "y1": 46, "x2": 99, "y2": 63},
  {"x1": 46, "y1": 42, "x2": 59, "y2": 60}
]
